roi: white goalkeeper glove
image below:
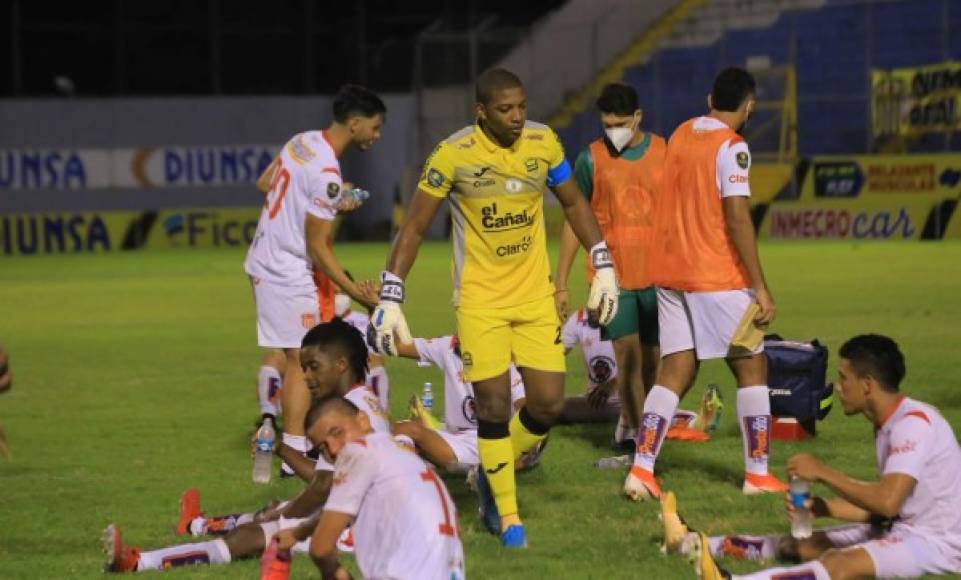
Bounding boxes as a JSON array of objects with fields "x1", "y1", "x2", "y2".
[
  {"x1": 586, "y1": 241, "x2": 619, "y2": 326},
  {"x1": 367, "y1": 271, "x2": 413, "y2": 356}
]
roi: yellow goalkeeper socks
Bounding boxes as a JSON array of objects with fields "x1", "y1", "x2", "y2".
[
  {"x1": 477, "y1": 422, "x2": 518, "y2": 518},
  {"x1": 510, "y1": 407, "x2": 550, "y2": 459}
]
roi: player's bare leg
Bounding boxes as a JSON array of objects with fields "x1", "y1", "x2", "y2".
[
  {"x1": 613, "y1": 334, "x2": 645, "y2": 430},
  {"x1": 625, "y1": 349, "x2": 696, "y2": 500},
  {"x1": 279, "y1": 348, "x2": 310, "y2": 476},
  {"x1": 392, "y1": 420, "x2": 459, "y2": 470},
  {"x1": 727, "y1": 353, "x2": 787, "y2": 494}
]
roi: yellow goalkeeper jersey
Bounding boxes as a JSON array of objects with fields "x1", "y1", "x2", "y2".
[{"x1": 418, "y1": 121, "x2": 573, "y2": 309}]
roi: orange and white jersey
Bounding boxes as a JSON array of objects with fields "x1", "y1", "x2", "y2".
[
  {"x1": 326, "y1": 432, "x2": 465, "y2": 580},
  {"x1": 561, "y1": 309, "x2": 617, "y2": 391},
  {"x1": 875, "y1": 397, "x2": 961, "y2": 543},
  {"x1": 244, "y1": 131, "x2": 344, "y2": 288},
  {"x1": 314, "y1": 384, "x2": 389, "y2": 472},
  {"x1": 414, "y1": 336, "x2": 524, "y2": 434}
]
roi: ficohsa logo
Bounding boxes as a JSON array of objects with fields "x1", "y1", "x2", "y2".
[{"x1": 160, "y1": 212, "x2": 258, "y2": 247}]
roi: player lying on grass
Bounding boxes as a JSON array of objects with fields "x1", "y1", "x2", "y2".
[
  {"x1": 559, "y1": 308, "x2": 704, "y2": 449},
  {"x1": 273, "y1": 396, "x2": 465, "y2": 580},
  {"x1": 103, "y1": 320, "x2": 388, "y2": 573},
  {"x1": 391, "y1": 334, "x2": 541, "y2": 474},
  {"x1": 660, "y1": 334, "x2": 961, "y2": 579}
]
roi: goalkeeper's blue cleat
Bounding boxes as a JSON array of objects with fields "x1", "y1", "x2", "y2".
[
  {"x1": 500, "y1": 524, "x2": 527, "y2": 549},
  {"x1": 475, "y1": 469, "x2": 501, "y2": 535}
]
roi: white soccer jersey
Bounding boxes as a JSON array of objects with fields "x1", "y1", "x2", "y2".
[
  {"x1": 325, "y1": 432, "x2": 465, "y2": 580},
  {"x1": 562, "y1": 309, "x2": 618, "y2": 391},
  {"x1": 875, "y1": 397, "x2": 961, "y2": 545},
  {"x1": 315, "y1": 384, "x2": 389, "y2": 472},
  {"x1": 414, "y1": 336, "x2": 524, "y2": 433},
  {"x1": 691, "y1": 116, "x2": 751, "y2": 198},
  {"x1": 244, "y1": 131, "x2": 344, "y2": 287}
]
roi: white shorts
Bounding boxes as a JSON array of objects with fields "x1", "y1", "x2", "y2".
[
  {"x1": 250, "y1": 276, "x2": 321, "y2": 349},
  {"x1": 436, "y1": 429, "x2": 479, "y2": 468},
  {"x1": 824, "y1": 522, "x2": 961, "y2": 578},
  {"x1": 656, "y1": 287, "x2": 763, "y2": 360}
]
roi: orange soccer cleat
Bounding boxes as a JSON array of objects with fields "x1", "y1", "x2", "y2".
[
  {"x1": 176, "y1": 488, "x2": 203, "y2": 536},
  {"x1": 102, "y1": 524, "x2": 141, "y2": 573},
  {"x1": 624, "y1": 465, "x2": 662, "y2": 501},
  {"x1": 742, "y1": 472, "x2": 789, "y2": 495}
]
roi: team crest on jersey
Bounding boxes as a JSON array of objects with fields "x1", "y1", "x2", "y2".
[
  {"x1": 461, "y1": 351, "x2": 473, "y2": 368},
  {"x1": 427, "y1": 168, "x2": 445, "y2": 188},
  {"x1": 505, "y1": 178, "x2": 523, "y2": 193},
  {"x1": 327, "y1": 182, "x2": 341, "y2": 199},
  {"x1": 525, "y1": 158, "x2": 538, "y2": 173},
  {"x1": 736, "y1": 151, "x2": 750, "y2": 170},
  {"x1": 462, "y1": 395, "x2": 478, "y2": 425},
  {"x1": 588, "y1": 355, "x2": 615, "y2": 384}
]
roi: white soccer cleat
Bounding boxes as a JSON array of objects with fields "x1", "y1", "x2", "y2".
[{"x1": 624, "y1": 466, "x2": 662, "y2": 501}]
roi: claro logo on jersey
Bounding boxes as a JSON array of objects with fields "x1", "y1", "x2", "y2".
[{"x1": 480, "y1": 202, "x2": 534, "y2": 232}]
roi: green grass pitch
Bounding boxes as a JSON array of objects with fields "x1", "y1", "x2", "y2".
[{"x1": 1, "y1": 241, "x2": 960, "y2": 578}]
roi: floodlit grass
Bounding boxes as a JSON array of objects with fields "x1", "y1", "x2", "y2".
[{"x1": 1, "y1": 241, "x2": 960, "y2": 578}]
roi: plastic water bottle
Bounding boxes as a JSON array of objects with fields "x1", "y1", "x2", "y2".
[
  {"x1": 348, "y1": 188, "x2": 370, "y2": 202},
  {"x1": 789, "y1": 475, "x2": 813, "y2": 539},
  {"x1": 593, "y1": 454, "x2": 633, "y2": 469},
  {"x1": 421, "y1": 382, "x2": 434, "y2": 414},
  {"x1": 252, "y1": 418, "x2": 275, "y2": 484}
]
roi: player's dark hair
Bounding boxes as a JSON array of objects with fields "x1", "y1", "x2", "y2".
[
  {"x1": 595, "y1": 83, "x2": 639, "y2": 116},
  {"x1": 838, "y1": 334, "x2": 906, "y2": 393},
  {"x1": 305, "y1": 395, "x2": 360, "y2": 432},
  {"x1": 711, "y1": 67, "x2": 756, "y2": 112},
  {"x1": 301, "y1": 318, "x2": 369, "y2": 383},
  {"x1": 475, "y1": 68, "x2": 523, "y2": 104},
  {"x1": 332, "y1": 84, "x2": 386, "y2": 124}
]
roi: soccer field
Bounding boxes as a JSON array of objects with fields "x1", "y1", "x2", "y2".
[{"x1": 2, "y1": 241, "x2": 960, "y2": 579}]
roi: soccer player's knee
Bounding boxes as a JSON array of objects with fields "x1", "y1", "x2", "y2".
[
  {"x1": 475, "y1": 395, "x2": 513, "y2": 422},
  {"x1": 528, "y1": 397, "x2": 564, "y2": 424}
]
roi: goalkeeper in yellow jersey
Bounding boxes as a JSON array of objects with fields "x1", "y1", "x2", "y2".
[{"x1": 368, "y1": 68, "x2": 617, "y2": 548}]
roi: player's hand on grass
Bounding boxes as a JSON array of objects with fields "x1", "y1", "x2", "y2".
[
  {"x1": 753, "y1": 286, "x2": 776, "y2": 327},
  {"x1": 587, "y1": 380, "x2": 615, "y2": 409},
  {"x1": 586, "y1": 242, "x2": 618, "y2": 326},
  {"x1": 554, "y1": 288, "x2": 570, "y2": 321},
  {"x1": 787, "y1": 453, "x2": 823, "y2": 482},
  {"x1": 367, "y1": 272, "x2": 412, "y2": 356}
]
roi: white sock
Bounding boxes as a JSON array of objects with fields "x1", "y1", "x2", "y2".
[
  {"x1": 708, "y1": 534, "x2": 779, "y2": 561},
  {"x1": 737, "y1": 386, "x2": 771, "y2": 476},
  {"x1": 281, "y1": 434, "x2": 308, "y2": 475},
  {"x1": 257, "y1": 366, "x2": 282, "y2": 416},
  {"x1": 367, "y1": 366, "x2": 390, "y2": 411},
  {"x1": 632, "y1": 385, "x2": 679, "y2": 471},
  {"x1": 137, "y1": 539, "x2": 230, "y2": 571},
  {"x1": 734, "y1": 559, "x2": 829, "y2": 580}
]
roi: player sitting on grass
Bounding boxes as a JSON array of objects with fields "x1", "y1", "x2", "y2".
[
  {"x1": 660, "y1": 334, "x2": 961, "y2": 580},
  {"x1": 103, "y1": 319, "x2": 387, "y2": 573},
  {"x1": 273, "y1": 396, "x2": 465, "y2": 580},
  {"x1": 391, "y1": 334, "x2": 532, "y2": 473}
]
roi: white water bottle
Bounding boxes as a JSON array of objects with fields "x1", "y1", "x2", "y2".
[
  {"x1": 789, "y1": 474, "x2": 813, "y2": 539},
  {"x1": 252, "y1": 418, "x2": 275, "y2": 484},
  {"x1": 421, "y1": 382, "x2": 434, "y2": 414}
]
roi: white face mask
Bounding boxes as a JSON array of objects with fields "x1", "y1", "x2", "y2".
[
  {"x1": 605, "y1": 127, "x2": 634, "y2": 152},
  {"x1": 334, "y1": 294, "x2": 351, "y2": 317}
]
